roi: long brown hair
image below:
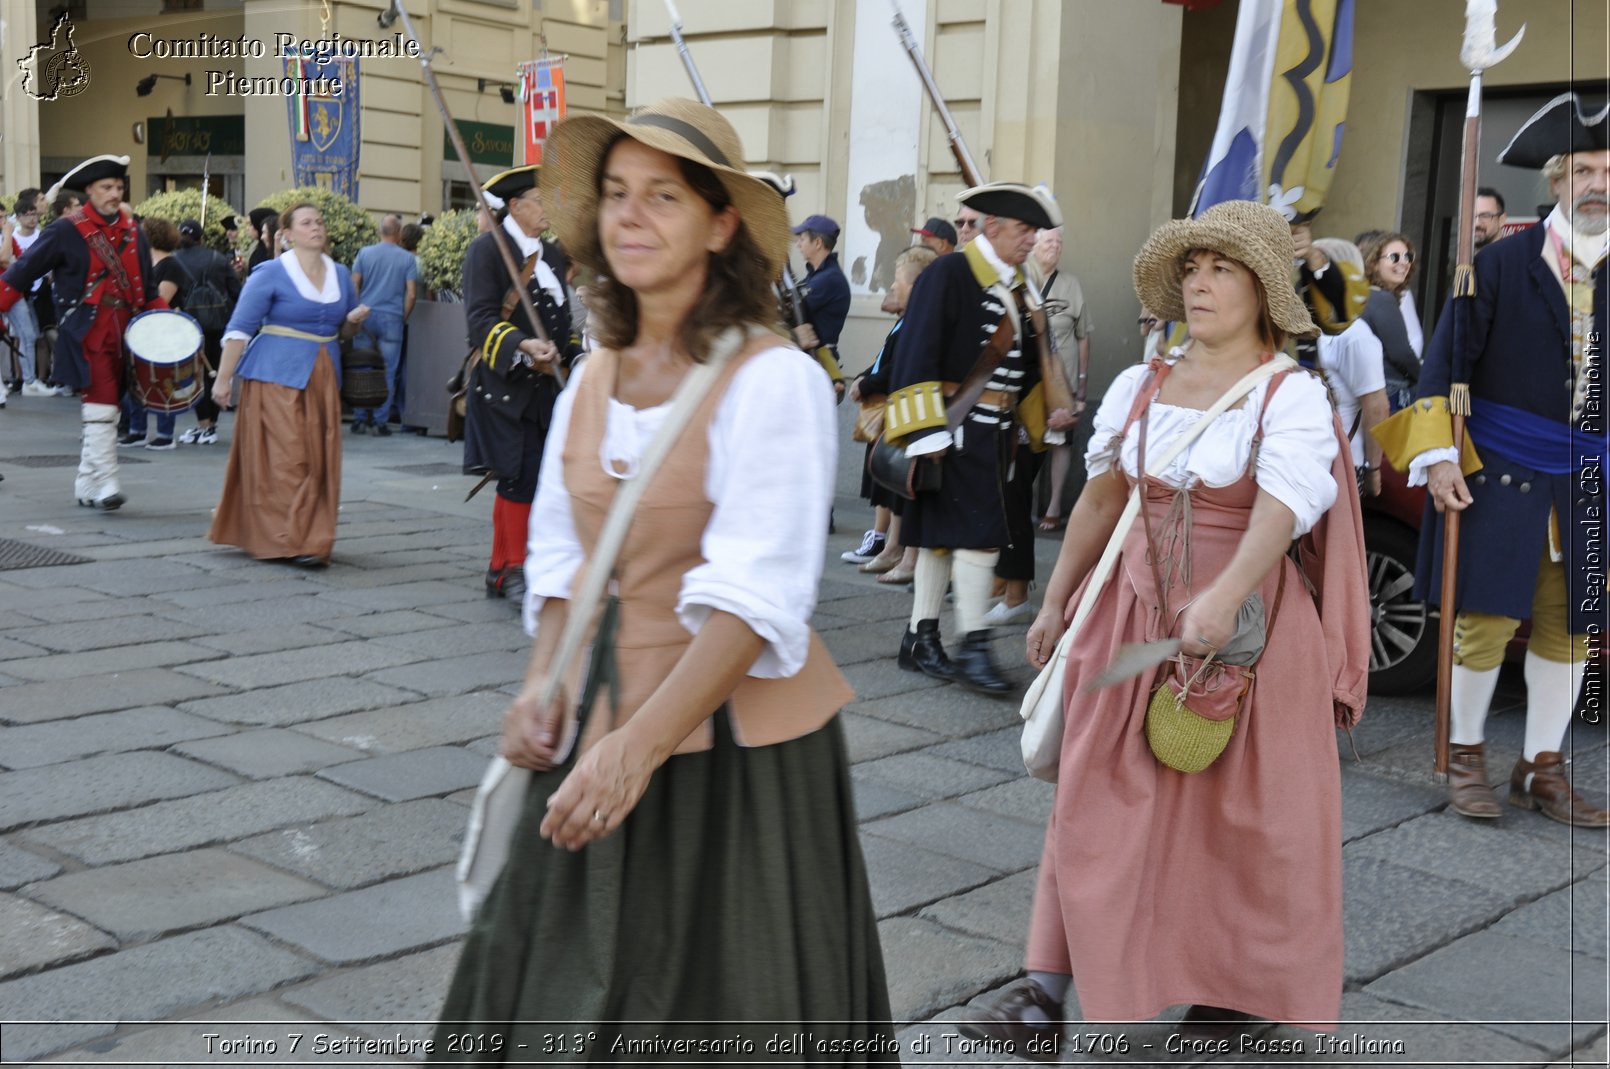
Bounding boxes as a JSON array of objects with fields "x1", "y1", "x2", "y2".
[{"x1": 580, "y1": 136, "x2": 781, "y2": 360}]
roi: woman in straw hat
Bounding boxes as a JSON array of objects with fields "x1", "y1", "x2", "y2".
[
  {"x1": 429, "y1": 99, "x2": 893, "y2": 1058},
  {"x1": 965, "y1": 201, "x2": 1369, "y2": 1046}
]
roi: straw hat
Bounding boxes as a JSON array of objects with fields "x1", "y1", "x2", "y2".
[
  {"x1": 1132, "y1": 200, "x2": 1317, "y2": 339},
  {"x1": 540, "y1": 98, "x2": 790, "y2": 278}
]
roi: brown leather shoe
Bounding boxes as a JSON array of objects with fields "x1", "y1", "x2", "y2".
[
  {"x1": 957, "y1": 979, "x2": 1065, "y2": 1063},
  {"x1": 1448, "y1": 743, "x2": 1501, "y2": 820},
  {"x1": 1509, "y1": 752, "x2": 1610, "y2": 827},
  {"x1": 1178, "y1": 1004, "x2": 1259, "y2": 1042}
]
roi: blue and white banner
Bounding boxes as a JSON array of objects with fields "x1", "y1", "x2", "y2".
[
  {"x1": 284, "y1": 51, "x2": 361, "y2": 199},
  {"x1": 1191, "y1": 0, "x2": 1355, "y2": 222}
]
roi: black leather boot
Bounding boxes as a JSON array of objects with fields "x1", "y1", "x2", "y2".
[
  {"x1": 898, "y1": 619, "x2": 955, "y2": 681},
  {"x1": 954, "y1": 630, "x2": 1013, "y2": 696},
  {"x1": 484, "y1": 567, "x2": 526, "y2": 601}
]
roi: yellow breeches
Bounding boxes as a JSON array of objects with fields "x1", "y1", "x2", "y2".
[{"x1": 1452, "y1": 552, "x2": 1589, "y2": 669}]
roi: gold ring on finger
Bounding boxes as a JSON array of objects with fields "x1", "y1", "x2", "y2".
[{"x1": 592, "y1": 810, "x2": 605, "y2": 823}]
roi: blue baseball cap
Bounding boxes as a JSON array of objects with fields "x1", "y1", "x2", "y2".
[{"x1": 791, "y1": 214, "x2": 840, "y2": 238}]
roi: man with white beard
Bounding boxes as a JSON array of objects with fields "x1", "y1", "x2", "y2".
[{"x1": 1377, "y1": 92, "x2": 1609, "y2": 828}]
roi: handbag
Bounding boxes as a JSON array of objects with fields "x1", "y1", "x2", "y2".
[
  {"x1": 866, "y1": 301, "x2": 1020, "y2": 501},
  {"x1": 851, "y1": 395, "x2": 886, "y2": 444},
  {"x1": 454, "y1": 325, "x2": 751, "y2": 921},
  {"x1": 1020, "y1": 355, "x2": 1295, "y2": 782}
]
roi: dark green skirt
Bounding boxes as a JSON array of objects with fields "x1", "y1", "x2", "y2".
[{"x1": 430, "y1": 713, "x2": 896, "y2": 1065}]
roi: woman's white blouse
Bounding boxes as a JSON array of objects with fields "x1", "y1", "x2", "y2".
[
  {"x1": 1085, "y1": 362, "x2": 1340, "y2": 537},
  {"x1": 522, "y1": 345, "x2": 838, "y2": 678}
]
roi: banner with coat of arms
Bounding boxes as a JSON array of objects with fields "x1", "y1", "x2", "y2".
[
  {"x1": 517, "y1": 57, "x2": 566, "y2": 166},
  {"x1": 285, "y1": 50, "x2": 361, "y2": 199}
]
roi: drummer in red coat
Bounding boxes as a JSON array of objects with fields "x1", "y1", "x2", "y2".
[{"x1": 0, "y1": 156, "x2": 165, "y2": 509}]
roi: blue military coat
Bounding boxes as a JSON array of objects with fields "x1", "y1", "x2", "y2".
[{"x1": 1414, "y1": 221, "x2": 1608, "y2": 633}]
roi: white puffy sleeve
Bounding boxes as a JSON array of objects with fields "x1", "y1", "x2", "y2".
[
  {"x1": 677, "y1": 345, "x2": 837, "y2": 678},
  {"x1": 1084, "y1": 363, "x2": 1149, "y2": 478},
  {"x1": 1253, "y1": 371, "x2": 1340, "y2": 537},
  {"x1": 521, "y1": 363, "x2": 587, "y2": 637}
]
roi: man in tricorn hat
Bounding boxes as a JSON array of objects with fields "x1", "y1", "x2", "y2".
[
  {"x1": 884, "y1": 181, "x2": 1066, "y2": 695},
  {"x1": 0, "y1": 155, "x2": 165, "y2": 509},
  {"x1": 1376, "y1": 91, "x2": 1610, "y2": 827},
  {"x1": 461, "y1": 164, "x2": 581, "y2": 603}
]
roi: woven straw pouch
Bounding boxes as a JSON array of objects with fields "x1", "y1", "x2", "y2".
[{"x1": 1145, "y1": 655, "x2": 1254, "y2": 774}]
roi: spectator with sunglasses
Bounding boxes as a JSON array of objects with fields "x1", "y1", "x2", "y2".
[{"x1": 1360, "y1": 231, "x2": 1422, "y2": 411}]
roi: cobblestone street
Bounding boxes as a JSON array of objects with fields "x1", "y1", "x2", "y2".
[{"x1": 0, "y1": 398, "x2": 1605, "y2": 1066}]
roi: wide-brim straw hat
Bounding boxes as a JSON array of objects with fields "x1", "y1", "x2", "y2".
[
  {"x1": 541, "y1": 98, "x2": 790, "y2": 278},
  {"x1": 1133, "y1": 200, "x2": 1317, "y2": 339}
]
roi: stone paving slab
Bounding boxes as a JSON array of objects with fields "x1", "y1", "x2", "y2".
[
  {"x1": 361, "y1": 651, "x2": 529, "y2": 698},
  {"x1": 0, "y1": 706, "x2": 231, "y2": 770},
  {"x1": 0, "y1": 559, "x2": 233, "y2": 598},
  {"x1": 0, "y1": 926, "x2": 321, "y2": 1062},
  {"x1": 851, "y1": 683, "x2": 1023, "y2": 736},
  {"x1": 0, "y1": 840, "x2": 62, "y2": 890},
  {"x1": 0, "y1": 893, "x2": 117, "y2": 980},
  {"x1": 21, "y1": 778, "x2": 375, "y2": 866},
  {"x1": 0, "y1": 595, "x2": 156, "y2": 625},
  {"x1": 176, "y1": 641, "x2": 418, "y2": 690},
  {"x1": 877, "y1": 916, "x2": 1021, "y2": 1021},
  {"x1": 954, "y1": 777, "x2": 1055, "y2": 827},
  {"x1": 0, "y1": 668, "x2": 230, "y2": 726},
  {"x1": 822, "y1": 621, "x2": 917, "y2": 667},
  {"x1": 0, "y1": 584, "x2": 108, "y2": 617},
  {"x1": 0, "y1": 751, "x2": 241, "y2": 832},
  {"x1": 78, "y1": 536, "x2": 220, "y2": 562},
  {"x1": 173, "y1": 728, "x2": 366, "y2": 780},
  {"x1": 306, "y1": 562, "x2": 473, "y2": 590},
  {"x1": 241, "y1": 867, "x2": 465, "y2": 965},
  {"x1": 915, "y1": 869, "x2": 1038, "y2": 948},
  {"x1": 926, "y1": 726, "x2": 1028, "y2": 774},
  {"x1": 177, "y1": 677, "x2": 423, "y2": 728},
  {"x1": 156, "y1": 594, "x2": 362, "y2": 633},
  {"x1": 1340, "y1": 856, "x2": 1515, "y2": 985},
  {"x1": 317, "y1": 747, "x2": 490, "y2": 802},
  {"x1": 24, "y1": 848, "x2": 328, "y2": 942},
  {"x1": 1346, "y1": 812, "x2": 1599, "y2": 903},
  {"x1": 840, "y1": 660, "x2": 951, "y2": 703},
  {"x1": 292, "y1": 692, "x2": 508, "y2": 754},
  {"x1": 863, "y1": 802, "x2": 1045, "y2": 874},
  {"x1": 1364, "y1": 930, "x2": 1606, "y2": 1054},
  {"x1": 280, "y1": 943, "x2": 461, "y2": 1049},
  {"x1": 0, "y1": 640, "x2": 223, "y2": 682},
  {"x1": 852, "y1": 779, "x2": 928, "y2": 822},
  {"x1": 366, "y1": 621, "x2": 532, "y2": 659},
  {"x1": 314, "y1": 581, "x2": 488, "y2": 613},
  {"x1": 417, "y1": 599, "x2": 527, "y2": 624},
  {"x1": 38, "y1": 996, "x2": 404, "y2": 1066},
  {"x1": 189, "y1": 623, "x2": 348, "y2": 657},
  {"x1": 1491, "y1": 877, "x2": 1610, "y2": 958},
  {"x1": 840, "y1": 712, "x2": 945, "y2": 763},
  {"x1": 858, "y1": 834, "x2": 1000, "y2": 917},
  {"x1": 854, "y1": 752, "x2": 1017, "y2": 802},
  {"x1": 231, "y1": 798, "x2": 468, "y2": 891},
  {"x1": 313, "y1": 610, "x2": 457, "y2": 639},
  {"x1": 1338, "y1": 765, "x2": 1447, "y2": 843},
  {"x1": 0, "y1": 634, "x2": 49, "y2": 661}
]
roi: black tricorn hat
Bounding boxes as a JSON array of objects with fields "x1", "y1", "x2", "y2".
[
  {"x1": 483, "y1": 165, "x2": 539, "y2": 202},
  {"x1": 248, "y1": 207, "x2": 277, "y2": 230},
  {"x1": 957, "y1": 182, "x2": 1062, "y2": 230},
  {"x1": 1498, "y1": 92, "x2": 1610, "y2": 169},
  {"x1": 47, "y1": 155, "x2": 129, "y2": 201}
]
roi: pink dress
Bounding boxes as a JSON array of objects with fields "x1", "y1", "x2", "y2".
[{"x1": 1025, "y1": 358, "x2": 1370, "y2": 1029}]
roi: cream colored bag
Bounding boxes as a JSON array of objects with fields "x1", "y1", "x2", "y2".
[{"x1": 1020, "y1": 356, "x2": 1293, "y2": 782}]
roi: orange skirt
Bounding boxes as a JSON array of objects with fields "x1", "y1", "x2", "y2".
[{"x1": 209, "y1": 349, "x2": 342, "y2": 560}]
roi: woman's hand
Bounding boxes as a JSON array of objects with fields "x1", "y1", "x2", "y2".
[
  {"x1": 500, "y1": 682, "x2": 569, "y2": 771},
  {"x1": 211, "y1": 373, "x2": 234, "y2": 408},
  {"x1": 539, "y1": 730, "x2": 656, "y2": 851},
  {"x1": 1178, "y1": 588, "x2": 1240, "y2": 658},
  {"x1": 346, "y1": 304, "x2": 371, "y2": 326},
  {"x1": 1026, "y1": 605, "x2": 1068, "y2": 669},
  {"x1": 847, "y1": 378, "x2": 862, "y2": 403}
]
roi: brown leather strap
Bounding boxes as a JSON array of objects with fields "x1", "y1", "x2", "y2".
[{"x1": 501, "y1": 251, "x2": 540, "y2": 322}]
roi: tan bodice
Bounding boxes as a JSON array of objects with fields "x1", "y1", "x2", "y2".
[{"x1": 562, "y1": 342, "x2": 852, "y2": 754}]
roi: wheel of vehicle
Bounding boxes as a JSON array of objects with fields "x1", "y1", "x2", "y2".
[{"x1": 1365, "y1": 518, "x2": 1438, "y2": 695}]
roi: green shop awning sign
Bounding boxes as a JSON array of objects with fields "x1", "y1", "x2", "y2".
[
  {"x1": 447, "y1": 121, "x2": 514, "y2": 166},
  {"x1": 147, "y1": 116, "x2": 246, "y2": 158}
]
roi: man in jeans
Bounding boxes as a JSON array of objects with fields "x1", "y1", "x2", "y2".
[{"x1": 349, "y1": 214, "x2": 418, "y2": 436}]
